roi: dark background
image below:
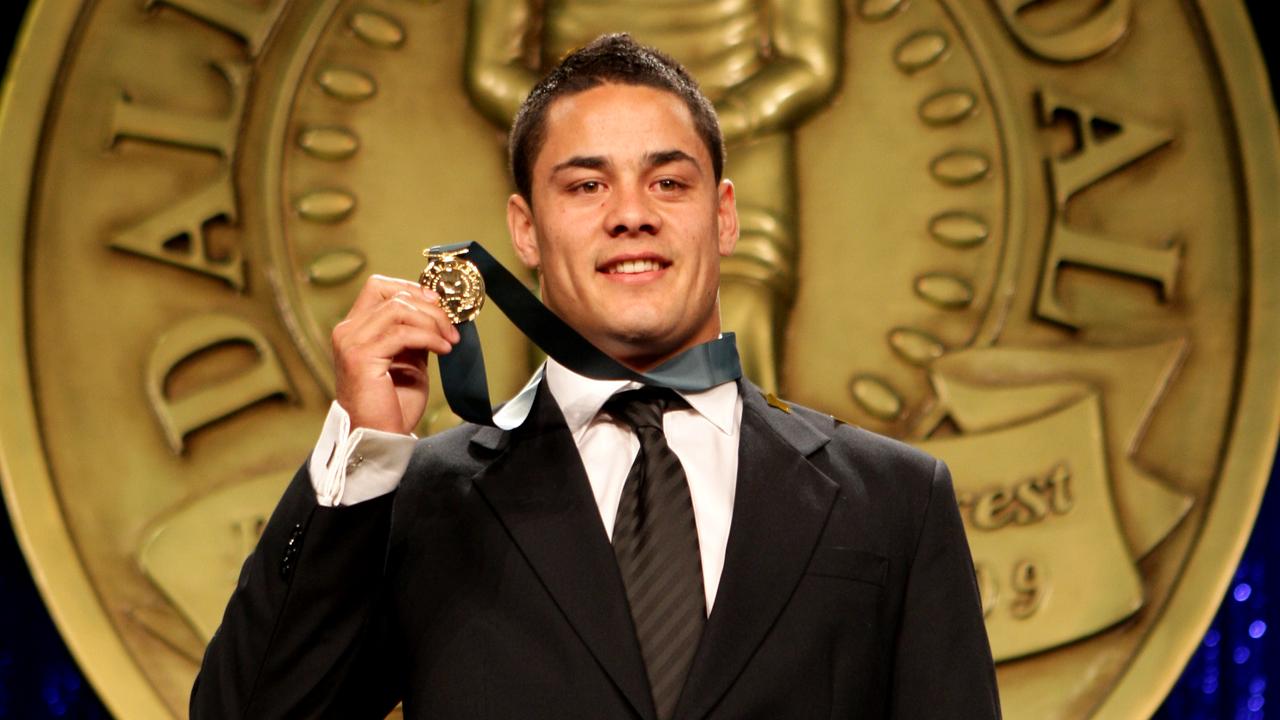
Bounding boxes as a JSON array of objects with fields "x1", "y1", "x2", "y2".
[{"x1": 1, "y1": 2, "x2": 1276, "y2": 717}]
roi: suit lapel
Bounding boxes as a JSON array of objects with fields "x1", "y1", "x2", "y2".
[
  {"x1": 675, "y1": 385, "x2": 840, "y2": 720},
  {"x1": 470, "y1": 381, "x2": 656, "y2": 720}
]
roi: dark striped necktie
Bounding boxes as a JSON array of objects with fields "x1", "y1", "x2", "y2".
[{"x1": 605, "y1": 387, "x2": 705, "y2": 720}]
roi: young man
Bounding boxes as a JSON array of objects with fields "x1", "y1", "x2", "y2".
[{"x1": 191, "y1": 34, "x2": 1000, "y2": 719}]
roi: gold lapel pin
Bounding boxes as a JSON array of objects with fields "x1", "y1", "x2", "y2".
[{"x1": 764, "y1": 392, "x2": 793, "y2": 414}]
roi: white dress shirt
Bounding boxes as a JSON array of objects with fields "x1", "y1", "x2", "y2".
[{"x1": 308, "y1": 359, "x2": 743, "y2": 610}]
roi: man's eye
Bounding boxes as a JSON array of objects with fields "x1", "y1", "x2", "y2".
[
  {"x1": 575, "y1": 180, "x2": 602, "y2": 194},
  {"x1": 655, "y1": 178, "x2": 684, "y2": 191}
]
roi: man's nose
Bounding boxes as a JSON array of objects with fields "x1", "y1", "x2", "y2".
[{"x1": 604, "y1": 185, "x2": 661, "y2": 237}]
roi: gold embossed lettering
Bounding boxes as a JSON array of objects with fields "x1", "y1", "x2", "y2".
[
  {"x1": 974, "y1": 560, "x2": 1049, "y2": 620},
  {"x1": 146, "y1": 314, "x2": 294, "y2": 454},
  {"x1": 1046, "y1": 462, "x2": 1074, "y2": 514},
  {"x1": 112, "y1": 61, "x2": 248, "y2": 156},
  {"x1": 975, "y1": 563, "x2": 998, "y2": 619},
  {"x1": 1013, "y1": 478, "x2": 1050, "y2": 520},
  {"x1": 962, "y1": 463, "x2": 1074, "y2": 530},
  {"x1": 1039, "y1": 90, "x2": 1173, "y2": 207},
  {"x1": 995, "y1": 0, "x2": 1131, "y2": 62},
  {"x1": 146, "y1": 0, "x2": 287, "y2": 55},
  {"x1": 972, "y1": 488, "x2": 1015, "y2": 530},
  {"x1": 1009, "y1": 560, "x2": 1046, "y2": 619},
  {"x1": 111, "y1": 170, "x2": 243, "y2": 288},
  {"x1": 110, "y1": 62, "x2": 250, "y2": 288},
  {"x1": 1035, "y1": 89, "x2": 1180, "y2": 327}
]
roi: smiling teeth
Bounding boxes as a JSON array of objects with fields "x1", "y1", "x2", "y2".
[{"x1": 610, "y1": 259, "x2": 662, "y2": 274}]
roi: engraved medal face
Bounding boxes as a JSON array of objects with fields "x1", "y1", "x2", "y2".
[
  {"x1": 419, "y1": 251, "x2": 485, "y2": 324},
  {"x1": 0, "y1": 1, "x2": 1277, "y2": 718}
]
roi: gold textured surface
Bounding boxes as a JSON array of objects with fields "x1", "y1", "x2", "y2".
[
  {"x1": 0, "y1": 1, "x2": 1277, "y2": 718},
  {"x1": 419, "y1": 249, "x2": 486, "y2": 325}
]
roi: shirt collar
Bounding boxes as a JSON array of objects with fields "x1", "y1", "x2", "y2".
[{"x1": 543, "y1": 357, "x2": 739, "y2": 439}]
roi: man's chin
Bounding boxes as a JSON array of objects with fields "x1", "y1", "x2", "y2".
[{"x1": 594, "y1": 325, "x2": 700, "y2": 370}]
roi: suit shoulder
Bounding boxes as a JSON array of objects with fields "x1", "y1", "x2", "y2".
[
  {"x1": 771, "y1": 396, "x2": 940, "y2": 475},
  {"x1": 769, "y1": 396, "x2": 944, "y2": 512},
  {"x1": 831, "y1": 421, "x2": 940, "y2": 479},
  {"x1": 779, "y1": 402, "x2": 949, "y2": 557}
]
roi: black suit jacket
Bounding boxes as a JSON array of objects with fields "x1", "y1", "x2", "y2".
[{"x1": 191, "y1": 380, "x2": 1000, "y2": 719}]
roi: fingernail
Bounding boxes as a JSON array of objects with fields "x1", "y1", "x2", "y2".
[{"x1": 421, "y1": 286, "x2": 438, "y2": 300}]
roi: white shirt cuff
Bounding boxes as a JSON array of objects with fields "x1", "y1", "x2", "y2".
[{"x1": 308, "y1": 401, "x2": 417, "y2": 507}]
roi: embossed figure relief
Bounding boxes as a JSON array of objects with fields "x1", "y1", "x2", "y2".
[{"x1": 466, "y1": 0, "x2": 844, "y2": 393}]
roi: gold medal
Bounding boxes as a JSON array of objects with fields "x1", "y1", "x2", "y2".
[{"x1": 419, "y1": 248, "x2": 485, "y2": 324}]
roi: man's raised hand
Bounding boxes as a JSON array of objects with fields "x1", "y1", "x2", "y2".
[{"x1": 332, "y1": 275, "x2": 461, "y2": 435}]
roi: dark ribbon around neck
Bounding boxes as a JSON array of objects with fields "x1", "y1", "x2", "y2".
[{"x1": 428, "y1": 241, "x2": 742, "y2": 426}]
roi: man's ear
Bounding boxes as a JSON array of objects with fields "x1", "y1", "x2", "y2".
[
  {"x1": 507, "y1": 193, "x2": 540, "y2": 269},
  {"x1": 717, "y1": 179, "x2": 739, "y2": 257}
]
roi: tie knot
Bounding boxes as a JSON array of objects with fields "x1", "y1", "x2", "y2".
[{"x1": 604, "y1": 387, "x2": 682, "y2": 431}]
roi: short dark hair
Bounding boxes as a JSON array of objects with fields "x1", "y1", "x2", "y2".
[{"x1": 508, "y1": 33, "x2": 725, "y2": 202}]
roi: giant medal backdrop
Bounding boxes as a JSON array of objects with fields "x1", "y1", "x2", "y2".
[{"x1": 1, "y1": 0, "x2": 1278, "y2": 717}]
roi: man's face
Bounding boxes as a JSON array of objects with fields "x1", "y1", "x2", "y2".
[{"x1": 507, "y1": 83, "x2": 738, "y2": 369}]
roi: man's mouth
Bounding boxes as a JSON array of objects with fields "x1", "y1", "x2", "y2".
[{"x1": 601, "y1": 257, "x2": 670, "y2": 274}]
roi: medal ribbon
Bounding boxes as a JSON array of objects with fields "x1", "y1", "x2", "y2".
[{"x1": 428, "y1": 241, "x2": 742, "y2": 427}]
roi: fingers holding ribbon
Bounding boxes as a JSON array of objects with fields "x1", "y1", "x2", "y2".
[{"x1": 332, "y1": 274, "x2": 462, "y2": 434}]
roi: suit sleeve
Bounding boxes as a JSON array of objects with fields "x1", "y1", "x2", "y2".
[
  {"x1": 190, "y1": 463, "x2": 402, "y2": 719},
  {"x1": 890, "y1": 459, "x2": 1002, "y2": 719}
]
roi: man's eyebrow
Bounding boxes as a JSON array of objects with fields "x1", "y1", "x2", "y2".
[
  {"x1": 550, "y1": 155, "x2": 610, "y2": 174},
  {"x1": 646, "y1": 149, "x2": 699, "y2": 170}
]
